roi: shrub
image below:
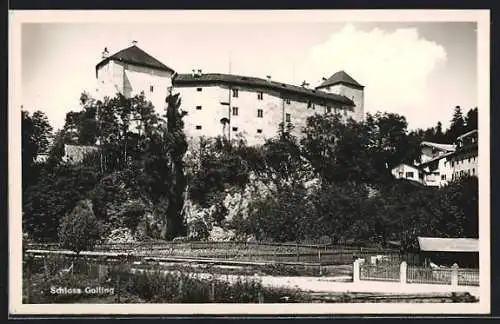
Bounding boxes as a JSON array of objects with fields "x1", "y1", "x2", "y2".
[{"x1": 58, "y1": 199, "x2": 101, "y2": 254}]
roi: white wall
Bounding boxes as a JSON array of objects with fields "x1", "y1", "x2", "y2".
[
  {"x1": 449, "y1": 153, "x2": 478, "y2": 180},
  {"x1": 96, "y1": 60, "x2": 174, "y2": 116},
  {"x1": 391, "y1": 164, "x2": 424, "y2": 184},
  {"x1": 176, "y1": 83, "x2": 350, "y2": 146},
  {"x1": 322, "y1": 84, "x2": 364, "y2": 122}
]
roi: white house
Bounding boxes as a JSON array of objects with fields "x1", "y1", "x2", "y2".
[
  {"x1": 391, "y1": 163, "x2": 426, "y2": 185},
  {"x1": 447, "y1": 129, "x2": 478, "y2": 180}
]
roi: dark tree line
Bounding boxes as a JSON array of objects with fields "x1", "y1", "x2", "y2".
[
  {"x1": 409, "y1": 106, "x2": 478, "y2": 146},
  {"x1": 22, "y1": 98, "x2": 479, "y2": 250},
  {"x1": 190, "y1": 109, "x2": 479, "y2": 249},
  {"x1": 22, "y1": 92, "x2": 188, "y2": 242}
]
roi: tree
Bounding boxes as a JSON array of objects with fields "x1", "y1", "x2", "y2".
[
  {"x1": 22, "y1": 110, "x2": 54, "y2": 191},
  {"x1": 261, "y1": 126, "x2": 311, "y2": 190},
  {"x1": 300, "y1": 113, "x2": 373, "y2": 184},
  {"x1": 58, "y1": 199, "x2": 101, "y2": 254},
  {"x1": 248, "y1": 183, "x2": 310, "y2": 243},
  {"x1": 465, "y1": 107, "x2": 478, "y2": 133},
  {"x1": 365, "y1": 112, "x2": 412, "y2": 174},
  {"x1": 23, "y1": 163, "x2": 100, "y2": 241},
  {"x1": 144, "y1": 92, "x2": 189, "y2": 240},
  {"x1": 307, "y1": 182, "x2": 372, "y2": 244},
  {"x1": 446, "y1": 105, "x2": 466, "y2": 142},
  {"x1": 435, "y1": 121, "x2": 445, "y2": 142}
]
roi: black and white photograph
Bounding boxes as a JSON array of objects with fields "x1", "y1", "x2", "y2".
[{"x1": 9, "y1": 9, "x2": 490, "y2": 315}]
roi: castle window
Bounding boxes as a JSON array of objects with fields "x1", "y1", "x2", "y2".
[
  {"x1": 197, "y1": 87, "x2": 203, "y2": 92},
  {"x1": 285, "y1": 113, "x2": 291, "y2": 123},
  {"x1": 232, "y1": 127, "x2": 238, "y2": 132},
  {"x1": 285, "y1": 98, "x2": 291, "y2": 105},
  {"x1": 257, "y1": 129, "x2": 263, "y2": 134},
  {"x1": 257, "y1": 92, "x2": 263, "y2": 100},
  {"x1": 150, "y1": 85, "x2": 154, "y2": 92},
  {"x1": 196, "y1": 106, "x2": 202, "y2": 110},
  {"x1": 257, "y1": 109, "x2": 263, "y2": 118},
  {"x1": 232, "y1": 89, "x2": 239, "y2": 98},
  {"x1": 441, "y1": 175, "x2": 446, "y2": 180},
  {"x1": 196, "y1": 125, "x2": 202, "y2": 130},
  {"x1": 232, "y1": 107, "x2": 239, "y2": 116}
]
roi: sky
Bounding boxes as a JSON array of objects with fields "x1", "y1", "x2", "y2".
[{"x1": 20, "y1": 18, "x2": 478, "y2": 132}]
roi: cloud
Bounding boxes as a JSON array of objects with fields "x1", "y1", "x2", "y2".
[{"x1": 299, "y1": 24, "x2": 447, "y2": 129}]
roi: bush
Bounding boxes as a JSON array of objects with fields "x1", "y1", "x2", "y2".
[{"x1": 58, "y1": 199, "x2": 102, "y2": 254}]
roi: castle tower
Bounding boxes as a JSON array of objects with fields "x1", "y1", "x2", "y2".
[
  {"x1": 94, "y1": 42, "x2": 176, "y2": 115},
  {"x1": 315, "y1": 71, "x2": 365, "y2": 122}
]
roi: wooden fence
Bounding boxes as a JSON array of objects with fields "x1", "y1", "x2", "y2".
[{"x1": 24, "y1": 241, "x2": 418, "y2": 266}]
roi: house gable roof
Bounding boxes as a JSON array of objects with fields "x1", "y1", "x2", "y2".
[
  {"x1": 421, "y1": 141, "x2": 456, "y2": 152},
  {"x1": 316, "y1": 70, "x2": 364, "y2": 90},
  {"x1": 417, "y1": 237, "x2": 479, "y2": 253},
  {"x1": 95, "y1": 45, "x2": 175, "y2": 74}
]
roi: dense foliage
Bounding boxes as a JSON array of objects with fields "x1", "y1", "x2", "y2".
[
  {"x1": 22, "y1": 92, "x2": 479, "y2": 251},
  {"x1": 23, "y1": 92, "x2": 188, "y2": 242},
  {"x1": 58, "y1": 199, "x2": 101, "y2": 253}
]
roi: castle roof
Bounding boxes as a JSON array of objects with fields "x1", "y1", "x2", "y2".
[
  {"x1": 316, "y1": 70, "x2": 364, "y2": 90},
  {"x1": 173, "y1": 73, "x2": 355, "y2": 106},
  {"x1": 95, "y1": 45, "x2": 175, "y2": 74}
]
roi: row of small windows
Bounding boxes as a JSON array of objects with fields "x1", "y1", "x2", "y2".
[
  {"x1": 450, "y1": 156, "x2": 477, "y2": 167},
  {"x1": 195, "y1": 88, "x2": 343, "y2": 114},
  {"x1": 194, "y1": 125, "x2": 263, "y2": 134},
  {"x1": 230, "y1": 88, "x2": 264, "y2": 100},
  {"x1": 196, "y1": 106, "x2": 265, "y2": 118},
  {"x1": 451, "y1": 168, "x2": 475, "y2": 180}
]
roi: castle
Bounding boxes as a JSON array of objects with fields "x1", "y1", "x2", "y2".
[{"x1": 94, "y1": 43, "x2": 365, "y2": 145}]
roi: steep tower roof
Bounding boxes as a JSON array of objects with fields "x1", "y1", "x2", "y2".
[
  {"x1": 95, "y1": 45, "x2": 175, "y2": 75},
  {"x1": 316, "y1": 70, "x2": 364, "y2": 90}
]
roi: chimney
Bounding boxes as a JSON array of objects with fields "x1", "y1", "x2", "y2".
[
  {"x1": 131, "y1": 40, "x2": 138, "y2": 46},
  {"x1": 101, "y1": 47, "x2": 109, "y2": 59},
  {"x1": 266, "y1": 75, "x2": 272, "y2": 82},
  {"x1": 197, "y1": 69, "x2": 202, "y2": 76}
]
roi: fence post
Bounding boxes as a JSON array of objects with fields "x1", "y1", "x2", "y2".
[
  {"x1": 353, "y1": 258, "x2": 363, "y2": 283},
  {"x1": 116, "y1": 272, "x2": 121, "y2": 303},
  {"x1": 451, "y1": 263, "x2": 459, "y2": 289},
  {"x1": 296, "y1": 241, "x2": 299, "y2": 262},
  {"x1": 400, "y1": 261, "x2": 407, "y2": 284},
  {"x1": 26, "y1": 256, "x2": 32, "y2": 304},
  {"x1": 258, "y1": 291, "x2": 264, "y2": 303},
  {"x1": 210, "y1": 280, "x2": 215, "y2": 302},
  {"x1": 318, "y1": 250, "x2": 322, "y2": 276}
]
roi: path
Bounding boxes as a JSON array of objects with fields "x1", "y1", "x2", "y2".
[{"x1": 130, "y1": 268, "x2": 480, "y2": 299}]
